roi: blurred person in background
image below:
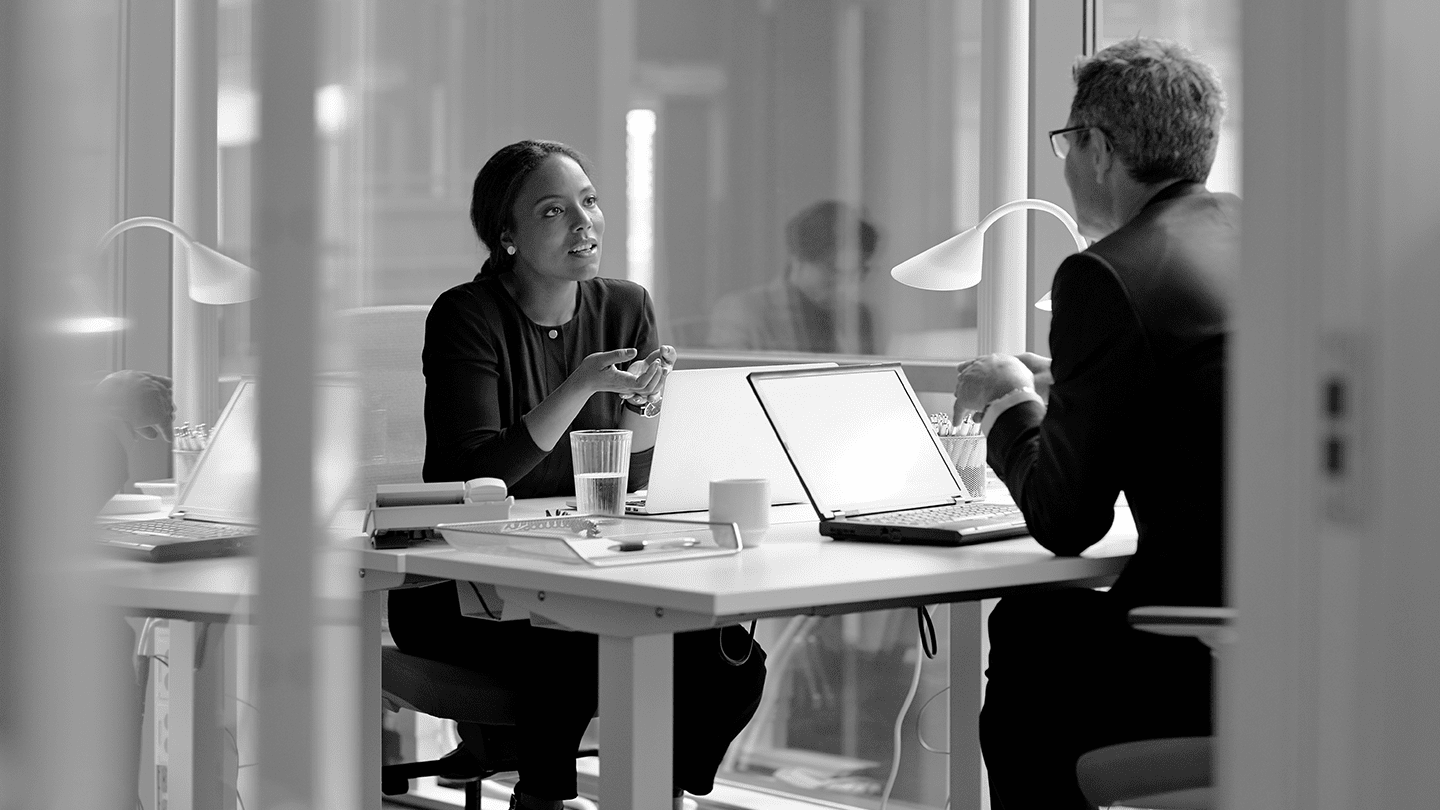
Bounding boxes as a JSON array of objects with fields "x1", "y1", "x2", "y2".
[
  {"x1": 92, "y1": 370, "x2": 175, "y2": 512},
  {"x1": 708, "y1": 200, "x2": 880, "y2": 355}
]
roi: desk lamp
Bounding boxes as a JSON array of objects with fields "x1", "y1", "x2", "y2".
[
  {"x1": 890, "y1": 198, "x2": 1086, "y2": 310},
  {"x1": 99, "y1": 216, "x2": 258, "y2": 484},
  {"x1": 99, "y1": 215, "x2": 259, "y2": 305}
]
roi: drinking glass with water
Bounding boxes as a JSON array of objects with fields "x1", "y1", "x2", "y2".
[{"x1": 570, "y1": 429, "x2": 633, "y2": 515}]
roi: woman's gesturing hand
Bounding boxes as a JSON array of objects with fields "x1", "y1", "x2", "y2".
[
  {"x1": 623, "y1": 345, "x2": 677, "y2": 403},
  {"x1": 572, "y1": 348, "x2": 644, "y2": 395},
  {"x1": 572, "y1": 345, "x2": 676, "y2": 400}
]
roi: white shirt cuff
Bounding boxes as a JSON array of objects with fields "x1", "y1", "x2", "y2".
[{"x1": 979, "y1": 387, "x2": 1045, "y2": 435}]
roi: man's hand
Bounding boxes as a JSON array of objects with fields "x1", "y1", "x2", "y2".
[
  {"x1": 1015, "y1": 351, "x2": 1053, "y2": 402},
  {"x1": 953, "y1": 354, "x2": 1035, "y2": 417},
  {"x1": 95, "y1": 370, "x2": 176, "y2": 442}
]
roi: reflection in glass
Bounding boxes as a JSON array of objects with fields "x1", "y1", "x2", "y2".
[{"x1": 707, "y1": 200, "x2": 881, "y2": 355}]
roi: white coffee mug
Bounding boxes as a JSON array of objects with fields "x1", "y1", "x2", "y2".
[{"x1": 709, "y1": 478, "x2": 771, "y2": 548}]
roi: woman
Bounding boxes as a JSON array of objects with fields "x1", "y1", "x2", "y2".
[{"x1": 388, "y1": 140, "x2": 767, "y2": 810}]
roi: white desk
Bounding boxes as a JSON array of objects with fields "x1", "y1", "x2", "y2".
[
  {"x1": 358, "y1": 498, "x2": 1137, "y2": 810},
  {"x1": 100, "y1": 539, "x2": 365, "y2": 810},
  {"x1": 99, "y1": 500, "x2": 1135, "y2": 810}
]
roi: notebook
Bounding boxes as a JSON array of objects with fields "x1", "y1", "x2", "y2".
[
  {"x1": 626, "y1": 363, "x2": 836, "y2": 515},
  {"x1": 96, "y1": 377, "x2": 359, "y2": 562},
  {"x1": 747, "y1": 363, "x2": 1030, "y2": 546}
]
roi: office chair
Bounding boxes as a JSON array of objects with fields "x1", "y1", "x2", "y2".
[
  {"x1": 380, "y1": 645, "x2": 522, "y2": 807},
  {"x1": 344, "y1": 307, "x2": 600, "y2": 806},
  {"x1": 337, "y1": 306, "x2": 494, "y2": 803},
  {"x1": 1074, "y1": 606, "x2": 1234, "y2": 810},
  {"x1": 380, "y1": 638, "x2": 602, "y2": 808}
]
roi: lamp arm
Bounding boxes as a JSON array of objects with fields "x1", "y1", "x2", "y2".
[
  {"x1": 99, "y1": 216, "x2": 198, "y2": 251},
  {"x1": 974, "y1": 198, "x2": 1088, "y2": 252}
]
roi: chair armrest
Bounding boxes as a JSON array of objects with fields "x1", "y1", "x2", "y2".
[{"x1": 1129, "y1": 606, "x2": 1235, "y2": 651}]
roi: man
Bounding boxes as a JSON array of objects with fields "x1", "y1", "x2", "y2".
[
  {"x1": 953, "y1": 38, "x2": 1237, "y2": 809},
  {"x1": 93, "y1": 369, "x2": 176, "y2": 511},
  {"x1": 708, "y1": 200, "x2": 880, "y2": 354},
  {"x1": 91, "y1": 369, "x2": 176, "y2": 810}
]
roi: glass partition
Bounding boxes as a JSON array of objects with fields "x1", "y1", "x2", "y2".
[
  {"x1": 332, "y1": 0, "x2": 985, "y2": 365},
  {"x1": 199, "y1": 2, "x2": 1240, "y2": 809}
]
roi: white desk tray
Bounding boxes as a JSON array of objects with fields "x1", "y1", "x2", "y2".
[{"x1": 438, "y1": 514, "x2": 743, "y2": 567}]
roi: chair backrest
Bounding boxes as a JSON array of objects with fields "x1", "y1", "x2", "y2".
[{"x1": 337, "y1": 305, "x2": 430, "y2": 491}]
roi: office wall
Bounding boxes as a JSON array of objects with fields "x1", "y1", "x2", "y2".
[
  {"x1": 358, "y1": 0, "x2": 617, "y2": 307},
  {"x1": 1229, "y1": 0, "x2": 1440, "y2": 806}
]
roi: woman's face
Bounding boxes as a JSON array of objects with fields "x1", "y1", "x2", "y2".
[{"x1": 503, "y1": 155, "x2": 604, "y2": 284}]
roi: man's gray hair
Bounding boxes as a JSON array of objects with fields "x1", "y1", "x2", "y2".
[{"x1": 1071, "y1": 38, "x2": 1226, "y2": 185}]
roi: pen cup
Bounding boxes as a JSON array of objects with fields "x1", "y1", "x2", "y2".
[
  {"x1": 709, "y1": 478, "x2": 770, "y2": 547},
  {"x1": 570, "y1": 429, "x2": 632, "y2": 515},
  {"x1": 174, "y1": 447, "x2": 203, "y2": 490},
  {"x1": 936, "y1": 434, "x2": 987, "y2": 501}
]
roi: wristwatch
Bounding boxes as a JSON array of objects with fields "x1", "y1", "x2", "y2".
[{"x1": 622, "y1": 396, "x2": 662, "y2": 418}]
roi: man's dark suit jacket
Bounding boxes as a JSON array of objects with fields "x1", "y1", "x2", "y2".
[{"x1": 986, "y1": 181, "x2": 1239, "y2": 610}]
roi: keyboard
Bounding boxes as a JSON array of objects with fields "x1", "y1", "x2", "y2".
[
  {"x1": 848, "y1": 502, "x2": 1020, "y2": 527},
  {"x1": 104, "y1": 519, "x2": 253, "y2": 540}
]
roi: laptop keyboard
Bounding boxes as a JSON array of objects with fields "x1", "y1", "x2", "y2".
[
  {"x1": 106, "y1": 519, "x2": 253, "y2": 539},
  {"x1": 848, "y1": 502, "x2": 1020, "y2": 526}
]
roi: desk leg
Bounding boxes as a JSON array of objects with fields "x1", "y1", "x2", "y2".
[
  {"x1": 949, "y1": 602, "x2": 986, "y2": 810},
  {"x1": 168, "y1": 620, "x2": 237, "y2": 810},
  {"x1": 597, "y1": 633, "x2": 673, "y2": 810},
  {"x1": 361, "y1": 589, "x2": 385, "y2": 810}
]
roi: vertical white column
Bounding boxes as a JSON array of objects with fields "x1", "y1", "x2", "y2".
[
  {"x1": 116, "y1": 0, "x2": 177, "y2": 482},
  {"x1": 597, "y1": 634, "x2": 674, "y2": 810},
  {"x1": 1027, "y1": 0, "x2": 1089, "y2": 355},
  {"x1": 976, "y1": 0, "x2": 1029, "y2": 356},
  {"x1": 597, "y1": 0, "x2": 634, "y2": 284},
  {"x1": 252, "y1": 1, "x2": 319, "y2": 809},
  {"x1": 172, "y1": 0, "x2": 222, "y2": 431},
  {"x1": 174, "y1": 14, "x2": 233, "y2": 797},
  {"x1": 834, "y1": 1, "x2": 865, "y2": 355},
  {"x1": 0, "y1": 2, "x2": 123, "y2": 809}
]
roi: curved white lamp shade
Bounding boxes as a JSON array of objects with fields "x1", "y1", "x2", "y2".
[
  {"x1": 100, "y1": 216, "x2": 259, "y2": 305},
  {"x1": 890, "y1": 198, "x2": 1086, "y2": 310}
]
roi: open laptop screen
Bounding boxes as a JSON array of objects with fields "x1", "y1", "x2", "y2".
[
  {"x1": 174, "y1": 378, "x2": 360, "y2": 525},
  {"x1": 642, "y1": 363, "x2": 834, "y2": 513},
  {"x1": 176, "y1": 380, "x2": 259, "y2": 523},
  {"x1": 748, "y1": 365, "x2": 965, "y2": 518}
]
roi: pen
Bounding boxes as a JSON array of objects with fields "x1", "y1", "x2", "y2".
[{"x1": 611, "y1": 538, "x2": 700, "y2": 553}]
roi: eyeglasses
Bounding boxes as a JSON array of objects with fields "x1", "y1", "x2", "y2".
[{"x1": 1048, "y1": 125, "x2": 1091, "y2": 159}]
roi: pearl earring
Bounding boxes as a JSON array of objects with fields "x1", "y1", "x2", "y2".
[{"x1": 505, "y1": 245, "x2": 516, "y2": 255}]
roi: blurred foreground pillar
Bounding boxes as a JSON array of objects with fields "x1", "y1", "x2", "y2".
[{"x1": 0, "y1": 1, "x2": 128, "y2": 808}]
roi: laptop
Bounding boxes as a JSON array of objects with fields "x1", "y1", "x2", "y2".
[
  {"x1": 747, "y1": 363, "x2": 1030, "y2": 546},
  {"x1": 96, "y1": 377, "x2": 360, "y2": 561},
  {"x1": 626, "y1": 363, "x2": 836, "y2": 514}
]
